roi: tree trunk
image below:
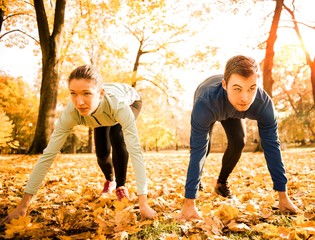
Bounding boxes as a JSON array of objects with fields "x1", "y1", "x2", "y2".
[
  {"x1": 69, "y1": 133, "x2": 76, "y2": 153},
  {"x1": 29, "y1": 62, "x2": 60, "y2": 153},
  {"x1": 28, "y1": 0, "x2": 66, "y2": 154},
  {"x1": 131, "y1": 40, "x2": 143, "y2": 88},
  {"x1": 254, "y1": 0, "x2": 284, "y2": 153},
  {"x1": 0, "y1": 8, "x2": 4, "y2": 33},
  {"x1": 311, "y1": 63, "x2": 315, "y2": 105},
  {"x1": 155, "y1": 139, "x2": 158, "y2": 152},
  {"x1": 87, "y1": 127, "x2": 93, "y2": 153},
  {"x1": 263, "y1": 0, "x2": 283, "y2": 98}
]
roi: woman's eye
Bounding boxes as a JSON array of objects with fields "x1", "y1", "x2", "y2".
[
  {"x1": 84, "y1": 92, "x2": 92, "y2": 96},
  {"x1": 70, "y1": 92, "x2": 76, "y2": 95}
]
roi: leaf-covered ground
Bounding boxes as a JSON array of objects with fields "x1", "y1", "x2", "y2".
[{"x1": 0, "y1": 148, "x2": 315, "y2": 239}]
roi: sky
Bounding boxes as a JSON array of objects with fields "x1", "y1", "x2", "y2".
[{"x1": 0, "y1": 43, "x2": 40, "y2": 88}]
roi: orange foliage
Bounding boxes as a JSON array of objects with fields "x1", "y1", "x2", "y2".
[{"x1": 0, "y1": 148, "x2": 315, "y2": 239}]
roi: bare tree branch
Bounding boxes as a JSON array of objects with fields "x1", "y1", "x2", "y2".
[
  {"x1": 283, "y1": 3, "x2": 312, "y2": 65},
  {"x1": 281, "y1": 19, "x2": 315, "y2": 30},
  {"x1": 3, "y1": 12, "x2": 34, "y2": 21},
  {"x1": 0, "y1": 29, "x2": 39, "y2": 43}
]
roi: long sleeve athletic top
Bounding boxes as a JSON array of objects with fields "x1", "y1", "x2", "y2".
[
  {"x1": 185, "y1": 74, "x2": 287, "y2": 199},
  {"x1": 25, "y1": 83, "x2": 148, "y2": 195}
]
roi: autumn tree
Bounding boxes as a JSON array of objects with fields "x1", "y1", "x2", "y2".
[
  {"x1": 273, "y1": 45, "x2": 315, "y2": 144},
  {"x1": 69, "y1": 0, "x2": 201, "y2": 91},
  {"x1": 0, "y1": 112, "x2": 14, "y2": 153},
  {"x1": 283, "y1": 1, "x2": 315, "y2": 106},
  {"x1": 262, "y1": 0, "x2": 284, "y2": 98},
  {"x1": 0, "y1": 0, "x2": 67, "y2": 154},
  {"x1": 28, "y1": 0, "x2": 67, "y2": 154},
  {"x1": 0, "y1": 1, "x2": 4, "y2": 32},
  {"x1": 53, "y1": 0, "x2": 208, "y2": 151},
  {"x1": 0, "y1": 0, "x2": 36, "y2": 47},
  {"x1": 53, "y1": 0, "x2": 122, "y2": 153},
  {"x1": 0, "y1": 72, "x2": 38, "y2": 151}
]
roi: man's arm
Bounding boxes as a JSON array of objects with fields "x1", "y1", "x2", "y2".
[
  {"x1": 278, "y1": 192, "x2": 299, "y2": 214},
  {"x1": 180, "y1": 101, "x2": 214, "y2": 221},
  {"x1": 257, "y1": 98, "x2": 298, "y2": 214},
  {"x1": 2, "y1": 108, "x2": 76, "y2": 224},
  {"x1": 178, "y1": 198, "x2": 203, "y2": 221},
  {"x1": 185, "y1": 100, "x2": 213, "y2": 199}
]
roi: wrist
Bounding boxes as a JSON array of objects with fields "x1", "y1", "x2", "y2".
[
  {"x1": 138, "y1": 194, "x2": 148, "y2": 207},
  {"x1": 277, "y1": 191, "x2": 288, "y2": 199},
  {"x1": 183, "y1": 198, "x2": 196, "y2": 207},
  {"x1": 20, "y1": 193, "x2": 33, "y2": 208}
]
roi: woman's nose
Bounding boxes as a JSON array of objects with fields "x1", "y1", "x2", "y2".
[{"x1": 76, "y1": 96, "x2": 84, "y2": 105}]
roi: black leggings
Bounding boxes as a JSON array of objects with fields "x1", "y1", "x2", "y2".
[
  {"x1": 94, "y1": 124, "x2": 128, "y2": 188},
  {"x1": 94, "y1": 100, "x2": 142, "y2": 188},
  {"x1": 207, "y1": 118, "x2": 246, "y2": 184}
]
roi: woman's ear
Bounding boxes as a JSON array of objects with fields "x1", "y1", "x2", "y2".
[
  {"x1": 222, "y1": 79, "x2": 227, "y2": 90},
  {"x1": 100, "y1": 89, "x2": 105, "y2": 99}
]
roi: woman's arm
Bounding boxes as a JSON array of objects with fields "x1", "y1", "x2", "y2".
[
  {"x1": 114, "y1": 102, "x2": 156, "y2": 219},
  {"x1": 2, "y1": 107, "x2": 77, "y2": 223},
  {"x1": 1, "y1": 193, "x2": 33, "y2": 224}
]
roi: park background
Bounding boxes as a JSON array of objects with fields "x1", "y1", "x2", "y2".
[
  {"x1": 0, "y1": 0, "x2": 315, "y2": 154},
  {"x1": 0, "y1": 0, "x2": 315, "y2": 239}
]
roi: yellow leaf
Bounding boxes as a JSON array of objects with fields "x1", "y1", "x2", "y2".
[
  {"x1": 214, "y1": 204, "x2": 239, "y2": 223},
  {"x1": 244, "y1": 202, "x2": 257, "y2": 213},
  {"x1": 5, "y1": 215, "x2": 32, "y2": 237},
  {"x1": 260, "y1": 206, "x2": 273, "y2": 219},
  {"x1": 278, "y1": 226, "x2": 290, "y2": 238},
  {"x1": 304, "y1": 227, "x2": 315, "y2": 234},
  {"x1": 200, "y1": 203, "x2": 212, "y2": 215},
  {"x1": 288, "y1": 229, "x2": 307, "y2": 240},
  {"x1": 58, "y1": 236, "x2": 72, "y2": 240},
  {"x1": 199, "y1": 215, "x2": 224, "y2": 236},
  {"x1": 4, "y1": 216, "x2": 42, "y2": 238},
  {"x1": 227, "y1": 220, "x2": 251, "y2": 232},
  {"x1": 6, "y1": 215, "x2": 31, "y2": 227},
  {"x1": 113, "y1": 198, "x2": 129, "y2": 211}
]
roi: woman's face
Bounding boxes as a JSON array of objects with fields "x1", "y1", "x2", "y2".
[
  {"x1": 222, "y1": 73, "x2": 258, "y2": 112},
  {"x1": 68, "y1": 78, "x2": 104, "y2": 116}
]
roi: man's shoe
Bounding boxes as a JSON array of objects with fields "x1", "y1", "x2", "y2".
[
  {"x1": 214, "y1": 183, "x2": 232, "y2": 198},
  {"x1": 102, "y1": 180, "x2": 116, "y2": 194},
  {"x1": 115, "y1": 186, "x2": 130, "y2": 201}
]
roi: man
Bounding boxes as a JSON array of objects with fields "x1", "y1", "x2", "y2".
[{"x1": 179, "y1": 55, "x2": 298, "y2": 220}]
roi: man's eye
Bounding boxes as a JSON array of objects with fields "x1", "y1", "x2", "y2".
[
  {"x1": 84, "y1": 92, "x2": 92, "y2": 96},
  {"x1": 249, "y1": 87, "x2": 256, "y2": 92},
  {"x1": 70, "y1": 92, "x2": 76, "y2": 95},
  {"x1": 234, "y1": 88, "x2": 241, "y2": 92}
]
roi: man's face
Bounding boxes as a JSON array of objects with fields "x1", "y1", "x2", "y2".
[
  {"x1": 69, "y1": 78, "x2": 104, "y2": 116},
  {"x1": 222, "y1": 73, "x2": 258, "y2": 112}
]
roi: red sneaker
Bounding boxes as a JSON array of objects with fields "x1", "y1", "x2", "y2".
[
  {"x1": 115, "y1": 186, "x2": 130, "y2": 201},
  {"x1": 102, "y1": 180, "x2": 116, "y2": 195}
]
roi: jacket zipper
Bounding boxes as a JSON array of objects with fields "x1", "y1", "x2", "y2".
[{"x1": 92, "y1": 115, "x2": 101, "y2": 126}]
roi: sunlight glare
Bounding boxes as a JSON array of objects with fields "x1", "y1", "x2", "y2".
[{"x1": 301, "y1": 28, "x2": 315, "y2": 59}]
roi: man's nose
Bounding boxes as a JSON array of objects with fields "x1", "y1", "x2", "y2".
[{"x1": 241, "y1": 92, "x2": 249, "y2": 102}]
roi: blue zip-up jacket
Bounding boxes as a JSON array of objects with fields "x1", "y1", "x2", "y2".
[{"x1": 185, "y1": 74, "x2": 287, "y2": 199}]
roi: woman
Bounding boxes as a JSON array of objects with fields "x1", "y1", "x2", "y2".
[
  {"x1": 3, "y1": 65, "x2": 157, "y2": 223},
  {"x1": 94, "y1": 86, "x2": 142, "y2": 200}
]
